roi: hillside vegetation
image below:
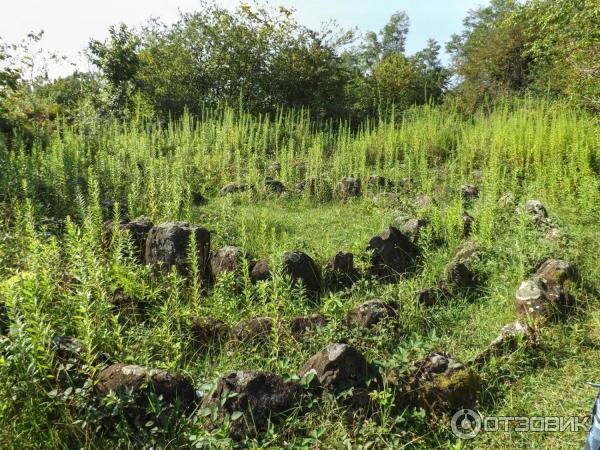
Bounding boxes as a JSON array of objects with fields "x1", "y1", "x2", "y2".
[{"x1": 0, "y1": 99, "x2": 599, "y2": 448}]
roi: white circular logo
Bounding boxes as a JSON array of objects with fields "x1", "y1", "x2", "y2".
[{"x1": 451, "y1": 409, "x2": 482, "y2": 439}]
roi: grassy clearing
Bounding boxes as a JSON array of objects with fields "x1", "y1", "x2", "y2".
[{"x1": 0, "y1": 99, "x2": 598, "y2": 448}]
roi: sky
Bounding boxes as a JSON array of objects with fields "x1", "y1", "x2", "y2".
[{"x1": 1, "y1": 0, "x2": 485, "y2": 78}]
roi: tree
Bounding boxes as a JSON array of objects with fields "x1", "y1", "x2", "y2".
[
  {"x1": 446, "y1": 0, "x2": 530, "y2": 109},
  {"x1": 88, "y1": 24, "x2": 142, "y2": 113},
  {"x1": 381, "y1": 11, "x2": 410, "y2": 57},
  {"x1": 412, "y1": 39, "x2": 450, "y2": 103}
]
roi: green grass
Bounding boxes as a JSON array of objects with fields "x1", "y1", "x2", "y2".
[{"x1": 0, "y1": 98, "x2": 598, "y2": 448}]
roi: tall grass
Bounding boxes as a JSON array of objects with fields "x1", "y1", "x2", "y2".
[{"x1": 0, "y1": 98, "x2": 598, "y2": 448}]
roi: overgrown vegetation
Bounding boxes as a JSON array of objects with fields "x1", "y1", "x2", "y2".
[{"x1": 0, "y1": 0, "x2": 599, "y2": 448}]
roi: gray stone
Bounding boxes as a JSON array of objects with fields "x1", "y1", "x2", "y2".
[
  {"x1": 346, "y1": 300, "x2": 398, "y2": 328},
  {"x1": 145, "y1": 222, "x2": 210, "y2": 278},
  {"x1": 229, "y1": 317, "x2": 273, "y2": 342},
  {"x1": 366, "y1": 226, "x2": 419, "y2": 280},
  {"x1": 201, "y1": 371, "x2": 300, "y2": 439},
  {"x1": 337, "y1": 177, "x2": 361, "y2": 197},
  {"x1": 282, "y1": 251, "x2": 322, "y2": 296},
  {"x1": 404, "y1": 352, "x2": 479, "y2": 413},
  {"x1": 211, "y1": 246, "x2": 253, "y2": 280},
  {"x1": 250, "y1": 258, "x2": 271, "y2": 283},
  {"x1": 96, "y1": 363, "x2": 196, "y2": 427},
  {"x1": 219, "y1": 182, "x2": 248, "y2": 196},
  {"x1": 299, "y1": 343, "x2": 371, "y2": 395}
]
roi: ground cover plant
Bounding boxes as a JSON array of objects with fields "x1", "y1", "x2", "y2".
[{"x1": 0, "y1": 96, "x2": 599, "y2": 449}]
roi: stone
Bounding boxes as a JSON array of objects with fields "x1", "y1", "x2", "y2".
[
  {"x1": 191, "y1": 317, "x2": 229, "y2": 347},
  {"x1": 400, "y1": 218, "x2": 429, "y2": 242},
  {"x1": 472, "y1": 321, "x2": 538, "y2": 367},
  {"x1": 405, "y1": 352, "x2": 479, "y2": 413},
  {"x1": 250, "y1": 258, "x2": 271, "y2": 283},
  {"x1": 461, "y1": 184, "x2": 479, "y2": 200},
  {"x1": 325, "y1": 251, "x2": 360, "y2": 289},
  {"x1": 103, "y1": 216, "x2": 154, "y2": 262},
  {"x1": 229, "y1": 317, "x2": 273, "y2": 342},
  {"x1": 210, "y1": 246, "x2": 253, "y2": 280},
  {"x1": 337, "y1": 177, "x2": 361, "y2": 198},
  {"x1": 462, "y1": 211, "x2": 475, "y2": 237},
  {"x1": 453, "y1": 241, "x2": 478, "y2": 261},
  {"x1": 282, "y1": 251, "x2": 322, "y2": 296},
  {"x1": 515, "y1": 260, "x2": 576, "y2": 321},
  {"x1": 201, "y1": 371, "x2": 300, "y2": 439},
  {"x1": 265, "y1": 178, "x2": 285, "y2": 194},
  {"x1": 346, "y1": 300, "x2": 398, "y2": 328},
  {"x1": 299, "y1": 343, "x2": 371, "y2": 395},
  {"x1": 51, "y1": 335, "x2": 84, "y2": 364},
  {"x1": 145, "y1": 222, "x2": 210, "y2": 278},
  {"x1": 516, "y1": 278, "x2": 568, "y2": 320},
  {"x1": 416, "y1": 285, "x2": 452, "y2": 307},
  {"x1": 219, "y1": 182, "x2": 248, "y2": 196},
  {"x1": 447, "y1": 259, "x2": 476, "y2": 288},
  {"x1": 96, "y1": 363, "x2": 196, "y2": 427},
  {"x1": 268, "y1": 162, "x2": 281, "y2": 173},
  {"x1": 535, "y1": 259, "x2": 576, "y2": 288},
  {"x1": 414, "y1": 195, "x2": 432, "y2": 210},
  {"x1": 517, "y1": 199, "x2": 548, "y2": 224},
  {"x1": 366, "y1": 227, "x2": 419, "y2": 280},
  {"x1": 191, "y1": 192, "x2": 207, "y2": 206},
  {"x1": 368, "y1": 175, "x2": 393, "y2": 190},
  {"x1": 289, "y1": 314, "x2": 329, "y2": 338}
]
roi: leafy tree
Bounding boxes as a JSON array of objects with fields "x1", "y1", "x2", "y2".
[
  {"x1": 88, "y1": 24, "x2": 141, "y2": 113},
  {"x1": 446, "y1": 0, "x2": 530, "y2": 109}
]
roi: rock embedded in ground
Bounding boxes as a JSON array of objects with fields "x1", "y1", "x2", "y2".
[
  {"x1": 51, "y1": 335, "x2": 84, "y2": 364},
  {"x1": 346, "y1": 300, "x2": 398, "y2": 328},
  {"x1": 368, "y1": 175, "x2": 393, "y2": 190},
  {"x1": 191, "y1": 316, "x2": 229, "y2": 347},
  {"x1": 400, "y1": 218, "x2": 429, "y2": 242},
  {"x1": 325, "y1": 251, "x2": 360, "y2": 289},
  {"x1": 535, "y1": 259, "x2": 576, "y2": 287},
  {"x1": 96, "y1": 363, "x2": 196, "y2": 427},
  {"x1": 517, "y1": 199, "x2": 548, "y2": 224},
  {"x1": 366, "y1": 226, "x2": 419, "y2": 280},
  {"x1": 201, "y1": 371, "x2": 300, "y2": 439},
  {"x1": 289, "y1": 314, "x2": 329, "y2": 338},
  {"x1": 515, "y1": 259, "x2": 576, "y2": 321},
  {"x1": 282, "y1": 251, "x2": 322, "y2": 296},
  {"x1": 473, "y1": 321, "x2": 538, "y2": 367},
  {"x1": 229, "y1": 317, "x2": 273, "y2": 342},
  {"x1": 404, "y1": 352, "x2": 479, "y2": 413},
  {"x1": 414, "y1": 194, "x2": 433, "y2": 210},
  {"x1": 447, "y1": 259, "x2": 476, "y2": 288},
  {"x1": 145, "y1": 222, "x2": 210, "y2": 278},
  {"x1": 462, "y1": 211, "x2": 475, "y2": 237},
  {"x1": 219, "y1": 182, "x2": 249, "y2": 196},
  {"x1": 337, "y1": 176, "x2": 361, "y2": 198},
  {"x1": 461, "y1": 184, "x2": 479, "y2": 200},
  {"x1": 265, "y1": 178, "x2": 285, "y2": 194},
  {"x1": 250, "y1": 258, "x2": 271, "y2": 283},
  {"x1": 416, "y1": 285, "x2": 452, "y2": 306},
  {"x1": 299, "y1": 343, "x2": 371, "y2": 395},
  {"x1": 268, "y1": 162, "x2": 281, "y2": 173},
  {"x1": 103, "y1": 216, "x2": 154, "y2": 262},
  {"x1": 191, "y1": 191, "x2": 207, "y2": 206},
  {"x1": 210, "y1": 245, "x2": 254, "y2": 281}
]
